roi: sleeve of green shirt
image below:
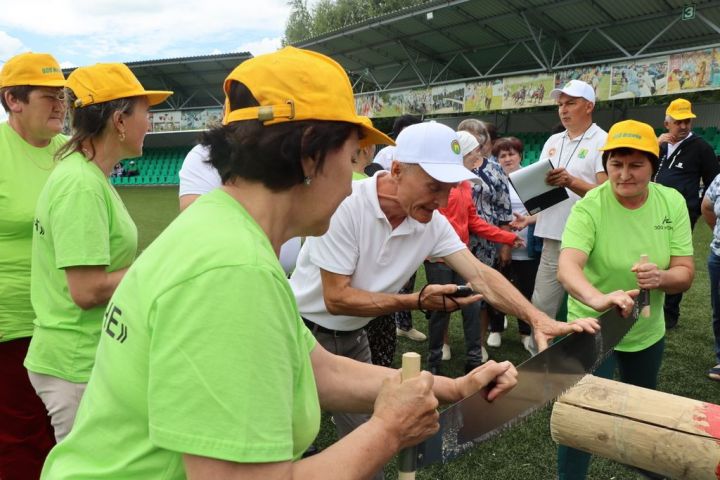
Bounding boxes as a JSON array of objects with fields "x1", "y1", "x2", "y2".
[
  {"x1": 50, "y1": 187, "x2": 111, "y2": 268},
  {"x1": 147, "y1": 264, "x2": 311, "y2": 463},
  {"x1": 561, "y1": 198, "x2": 597, "y2": 255}
]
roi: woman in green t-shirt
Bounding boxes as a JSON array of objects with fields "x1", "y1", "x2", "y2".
[
  {"x1": 556, "y1": 120, "x2": 695, "y2": 478},
  {"x1": 40, "y1": 47, "x2": 519, "y2": 480},
  {"x1": 24, "y1": 64, "x2": 172, "y2": 442}
]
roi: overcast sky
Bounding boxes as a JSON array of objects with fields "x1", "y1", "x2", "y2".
[
  {"x1": 0, "y1": 0, "x2": 306, "y2": 121},
  {"x1": 0, "y1": 0, "x2": 296, "y2": 68}
]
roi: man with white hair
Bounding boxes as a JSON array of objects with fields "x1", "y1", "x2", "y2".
[
  {"x1": 290, "y1": 122, "x2": 599, "y2": 478},
  {"x1": 656, "y1": 98, "x2": 719, "y2": 328},
  {"x1": 514, "y1": 79, "x2": 608, "y2": 328}
]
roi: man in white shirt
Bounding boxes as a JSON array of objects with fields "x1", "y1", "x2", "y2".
[
  {"x1": 289, "y1": 122, "x2": 599, "y2": 474},
  {"x1": 522, "y1": 80, "x2": 608, "y2": 323}
]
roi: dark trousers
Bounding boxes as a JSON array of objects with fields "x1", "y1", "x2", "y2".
[
  {"x1": 424, "y1": 261, "x2": 483, "y2": 368},
  {"x1": 0, "y1": 337, "x2": 55, "y2": 480},
  {"x1": 488, "y1": 259, "x2": 539, "y2": 334},
  {"x1": 557, "y1": 337, "x2": 665, "y2": 479},
  {"x1": 709, "y1": 252, "x2": 720, "y2": 364},
  {"x1": 366, "y1": 315, "x2": 397, "y2": 367},
  {"x1": 664, "y1": 211, "x2": 698, "y2": 327}
]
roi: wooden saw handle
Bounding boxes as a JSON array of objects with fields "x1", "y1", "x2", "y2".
[{"x1": 398, "y1": 352, "x2": 421, "y2": 480}]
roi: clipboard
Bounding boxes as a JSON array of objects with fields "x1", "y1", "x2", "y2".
[{"x1": 508, "y1": 159, "x2": 569, "y2": 215}]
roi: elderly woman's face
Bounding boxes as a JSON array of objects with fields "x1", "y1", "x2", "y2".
[{"x1": 606, "y1": 149, "x2": 653, "y2": 204}]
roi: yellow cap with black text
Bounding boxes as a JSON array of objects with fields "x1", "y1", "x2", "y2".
[
  {"x1": 0, "y1": 52, "x2": 65, "y2": 88},
  {"x1": 599, "y1": 119, "x2": 659, "y2": 159},
  {"x1": 666, "y1": 98, "x2": 696, "y2": 120}
]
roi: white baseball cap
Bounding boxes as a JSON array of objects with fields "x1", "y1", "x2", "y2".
[
  {"x1": 456, "y1": 130, "x2": 479, "y2": 156},
  {"x1": 550, "y1": 79, "x2": 595, "y2": 103},
  {"x1": 393, "y1": 122, "x2": 480, "y2": 184}
]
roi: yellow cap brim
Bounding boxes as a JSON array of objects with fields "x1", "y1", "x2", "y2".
[
  {"x1": 0, "y1": 78, "x2": 66, "y2": 88},
  {"x1": 145, "y1": 90, "x2": 173, "y2": 106},
  {"x1": 668, "y1": 113, "x2": 696, "y2": 120},
  {"x1": 359, "y1": 123, "x2": 394, "y2": 147}
]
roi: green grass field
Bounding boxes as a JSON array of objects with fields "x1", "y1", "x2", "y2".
[{"x1": 118, "y1": 186, "x2": 720, "y2": 480}]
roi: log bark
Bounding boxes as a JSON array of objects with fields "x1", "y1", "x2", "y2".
[{"x1": 551, "y1": 375, "x2": 720, "y2": 480}]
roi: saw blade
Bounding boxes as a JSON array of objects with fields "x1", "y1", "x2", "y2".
[{"x1": 416, "y1": 302, "x2": 638, "y2": 468}]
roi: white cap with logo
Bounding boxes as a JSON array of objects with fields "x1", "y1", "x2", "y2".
[
  {"x1": 392, "y1": 122, "x2": 480, "y2": 184},
  {"x1": 550, "y1": 79, "x2": 595, "y2": 103}
]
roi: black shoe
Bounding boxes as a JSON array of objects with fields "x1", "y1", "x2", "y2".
[
  {"x1": 302, "y1": 444, "x2": 320, "y2": 458},
  {"x1": 428, "y1": 365, "x2": 442, "y2": 376}
]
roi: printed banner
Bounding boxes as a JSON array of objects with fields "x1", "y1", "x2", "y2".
[{"x1": 354, "y1": 46, "x2": 720, "y2": 118}]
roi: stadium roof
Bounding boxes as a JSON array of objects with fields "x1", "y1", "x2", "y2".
[
  {"x1": 63, "y1": 52, "x2": 252, "y2": 110},
  {"x1": 295, "y1": 0, "x2": 720, "y2": 94}
]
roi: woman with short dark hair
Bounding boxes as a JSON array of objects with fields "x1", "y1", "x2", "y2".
[{"x1": 40, "y1": 47, "x2": 517, "y2": 479}]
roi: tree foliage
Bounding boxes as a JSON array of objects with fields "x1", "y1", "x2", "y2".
[{"x1": 283, "y1": 0, "x2": 427, "y2": 45}]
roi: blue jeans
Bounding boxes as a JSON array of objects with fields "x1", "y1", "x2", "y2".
[
  {"x1": 709, "y1": 252, "x2": 720, "y2": 364},
  {"x1": 424, "y1": 261, "x2": 483, "y2": 368}
]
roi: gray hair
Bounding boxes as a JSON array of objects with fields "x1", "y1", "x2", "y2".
[{"x1": 457, "y1": 118, "x2": 490, "y2": 146}]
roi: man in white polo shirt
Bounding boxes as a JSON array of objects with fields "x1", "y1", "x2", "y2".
[
  {"x1": 289, "y1": 122, "x2": 599, "y2": 472},
  {"x1": 524, "y1": 80, "x2": 608, "y2": 324}
]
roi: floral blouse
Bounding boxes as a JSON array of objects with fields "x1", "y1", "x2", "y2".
[{"x1": 470, "y1": 157, "x2": 513, "y2": 265}]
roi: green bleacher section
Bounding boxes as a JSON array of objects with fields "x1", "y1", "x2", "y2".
[
  {"x1": 110, "y1": 147, "x2": 192, "y2": 186},
  {"x1": 692, "y1": 126, "x2": 720, "y2": 154}
]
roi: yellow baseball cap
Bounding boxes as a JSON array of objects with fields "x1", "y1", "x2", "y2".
[
  {"x1": 67, "y1": 63, "x2": 172, "y2": 108},
  {"x1": 599, "y1": 119, "x2": 659, "y2": 159},
  {"x1": 0, "y1": 52, "x2": 65, "y2": 88},
  {"x1": 666, "y1": 98, "x2": 696, "y2": 120},
  {"x1": 222, "y1": 46, "x2": 393, "y2": 146}
]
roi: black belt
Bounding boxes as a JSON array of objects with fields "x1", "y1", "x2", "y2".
[{"x1": 302, "y1": 317, "x2": 364, "y2": 337}]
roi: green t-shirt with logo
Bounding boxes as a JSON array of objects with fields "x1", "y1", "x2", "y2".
[
  {"x1": 0, "y1": 122, "x2": 66, "y2": 342},
  {"x1": 561, "y1": 181, "x2": 693, "y2": 352},
  {"x1": 24, "y1": 152, "x2": 137, "y2": 382},
  {"x1": 41, "y1": 189, "x2": 320, "y2": 478}
]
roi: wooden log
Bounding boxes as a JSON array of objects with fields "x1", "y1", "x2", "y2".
[{"x1": 551, "y1": 375, "x2": 720, "y2": 479}]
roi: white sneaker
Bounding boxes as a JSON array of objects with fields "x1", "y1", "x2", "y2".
[
  {"x1": 487, "y1": 332, "x2": 502, "y2": 348},
  {"x1": 396, "y1": 327, "x2": 427, "y2": 342},
  {"x1": 481, "y1": 346, "x2": 489, "y2": 363},
  {"x1": 503, "y1": 316, "x2": 508, "y2": 329},
  {"x1": 442, "y1": 343, "x2": 451, "y2": 361},
  {"x1": 520, "y1": 335, "x2": 533, "y2": 355}
]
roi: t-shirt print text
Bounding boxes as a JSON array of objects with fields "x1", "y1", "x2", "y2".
[
  {"x1": 103, "y1": 302, "x2": 128, "y2": 343},
  {"x1": 33, "y1": 218, "x2": 45, "y2": 236},
  {"x1": 654, "y1": 216, "x2": 673, "y2": 231}
]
